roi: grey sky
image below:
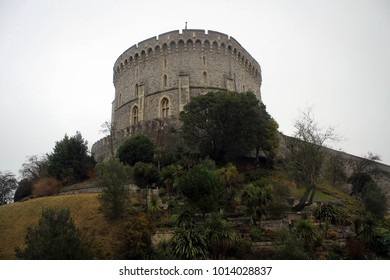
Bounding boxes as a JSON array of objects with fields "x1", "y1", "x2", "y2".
[{"x1": 1, "y1": 0, "x2": 389, "y2": 176}]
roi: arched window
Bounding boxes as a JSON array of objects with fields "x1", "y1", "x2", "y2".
[
  {"x1": 135, "y1": 84, "x2": 139, "y2": 97},
  {"x1": 131, "y1": 106, "x2": 139, "y2": 125},
  {"x1": 161, "y1": 97, "x2": 169, "y2": 118}
]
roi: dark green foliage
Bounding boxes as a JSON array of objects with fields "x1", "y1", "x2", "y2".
[
  {"x1": 372, "y1": 227, "x2": 390, "y2": 258},
  {"x1": 117, "y1": 135, "x2": 155, "y2": 166},
  {"x1": 177, "y1": 164, "x2": 223, "y2": 215},
  {"x1": 133, "y1": 162, "x2": 159, "y2": 188},
  {"x1": 180, "y1": 91, "x2": 279, "y2": 162},
  {"x1": 241, "y1": 180, "x2": 273, "y2": 225},
  {"x1": 348, "y1": 172, "x2": 374, "y2": 195},
  {"x1": 96, "y1": 159, "x2": 131, "y2": 219},
  {"x1": 354, "y1": 213, "x2": 377, "y2": 246},
  {"x1": 15, "y1": 208, "x2": 89, "y2": 259},
  {"x1": 169, "y1": 227, "x2": 209, "y2": 260},
  {"x1": 249, "y1": 227, "x2": 264, "y2": 242},
  {"x1": 273, "y1": 229, "x2": 308, "y2": 260},
  {"x1": 14, "y1": 179, "x2": 32, "y2": 202},
  {"x1": 0, "y1": 171, "x2": 18, "y2": 205},
  {"x1": 160, "y1": 164, "x2": 183, "y2": 193},
  {"x1": 296, "y1": 219, "x2": 320, "y2": 251},
  {"x1": 361, "y1": 181, "x2": 387, "y2": 220},
  {"x1": 314, "y1": 202, "x2": 352, "y2": 225},
  {"x1": 47, "y1": 132, "x2": 95, "y2": 185},
  {"x1": 205, "y1": 213, "x2": 235, "y2": 259}
]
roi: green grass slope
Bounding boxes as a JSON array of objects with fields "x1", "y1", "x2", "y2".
[{"x1": 0, "y1": 193, "x2": 124, "y2": 259}]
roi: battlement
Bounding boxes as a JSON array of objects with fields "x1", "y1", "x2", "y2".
[{"x1": 113, "y1": 29, "x2": 261, "y2": 81}]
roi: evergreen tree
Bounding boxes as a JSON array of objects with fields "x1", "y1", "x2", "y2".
[
  {"x1": 15, "y1": 208, "x2": 89, "y2": 259},
  {"x1": 47, "y1": 132, "x2": 95, "y2": 185}
]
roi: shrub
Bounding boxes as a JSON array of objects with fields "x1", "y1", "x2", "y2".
[
  {"x1": 15, "y1": 208, "x2": 90, "y2": 259},
  {"x1": 31, "y1": 177, "x2": 60, "y2": 198},
  {"x1": 273, "y1": 229, "x2": 308, "y2": 260},
  {"x1": 177, "y1": 164, "x2": 223, "y2": 215},
  {"x1": 123, "y1": 213, "x2": 154, "y2": 259},
  {"x1": 14, "y1": 179, "x2": 33, "y2": 202},
  {"x1": 96, "y1": 159, "x2": 131, "y2": 219},
  {"x1": 117, "y1": 135, "x2": 155, "y2": 166},
  {"x1": 314, "y1": 202, "x2": 352, "y2": 226},
  {"x1": 362, "y1": 181, "x2": 387, "y2": 220},
  {"x1": 133, "y1": 162, "x2": 160, "y2": 188},
  {"x1": 249, "y1": 227, "x2": 263, "y2": 242},
  {"x1": 160, "y1": 164, "x2": 183, "y2": 194}
]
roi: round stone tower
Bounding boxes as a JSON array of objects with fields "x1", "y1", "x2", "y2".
[{"x1": 92, "y1": 29, "x2": 262, "y2": 160}]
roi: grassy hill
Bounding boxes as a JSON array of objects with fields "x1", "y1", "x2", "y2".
[{"x1": 0, "y1": 193, "x2": 126, "y2": 259}]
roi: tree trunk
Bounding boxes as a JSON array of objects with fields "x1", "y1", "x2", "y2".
[
  {"x1": 292, "y1": 184, "x2": 315, "y2": 211},
  {"x1": 308, "y1": 184, "x2": 316, "y2": 205}
]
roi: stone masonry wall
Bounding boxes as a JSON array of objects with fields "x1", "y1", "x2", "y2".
[{"x1": 111, "y1": 29, "x2": 262, "y2": 133}]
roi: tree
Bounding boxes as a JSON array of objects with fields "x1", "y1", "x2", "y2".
[
  {"x1": 133, "y1": 162, "x2": 159, "y2": 188},
  {"x1": 14, "y1": 179, "x2": 32, "y2": 202},
  {"x1": 361, "y1": 181, "x2": 387, "y2": 220},
  {"x1": 285, "y1": 107, "x2": 339, "y2": 211},
  {"x1": 180, "y1": 91, "x2": 279, "y2": 162},
  {"x1": 117, "y1": 135, "x2": 155, "y2": 166},
  {"x1": 177, "y1": 164, "x2": 223, "y2": 216},
  {"x1": 0, "y1": 171, "x2": 18, "y2": 205},
  {"x1": 348, "y1": 172, "x2": 374, "y2": 196},
  {"x1": 96, "y1": 159, "x2": 131, "y2": 219},
  {"x1": 15, "y1": 155, "x2": 49, "y2": 202},
  {"x1": 47, "y1": 132, "x2": 95, "y2": 185},
  {"x1": 254, "y1": 103, "x2": 280, "y2": 164},
  {"x1": 241, "y1": 180, "x2": 273, "y2": 226},
  {"x1": 15, "y1": 208, "x2": 89, "y2": 259},
  {"x1": 100, "y1": 120, "x2": 116, "y2": 159},
  {"x1": 324, "y1": 151, "x2": 347, "y2": 186},
  {"x1": 19, "y1": 155, "x2": 48, "y2": 183}
]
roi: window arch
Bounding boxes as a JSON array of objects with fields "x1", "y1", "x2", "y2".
[
  {"x1": 131, "y1": 106, "x2": 139, "y2": 125},
  {"x1": 160, "y1": 97, "x2": 169, "y2": 118}
]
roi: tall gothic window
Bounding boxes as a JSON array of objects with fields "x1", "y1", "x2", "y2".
[
  {"x1": 131, "y1": 106, "x2": 138, "y2": 125},
  {"x1": 135, "y1": 84, "x2": 139, "y2": 97},
  {"x1": 161, "y1": 98, "x2": 169, "y2": 118}
]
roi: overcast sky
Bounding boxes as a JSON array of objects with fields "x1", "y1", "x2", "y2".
[{"x1": 0, "y1": 0, "x2": 389, "y2": 176}]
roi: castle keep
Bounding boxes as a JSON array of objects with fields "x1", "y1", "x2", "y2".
[{"x1": 92, "y1": 29, "x2": 262, "y2": 159}]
